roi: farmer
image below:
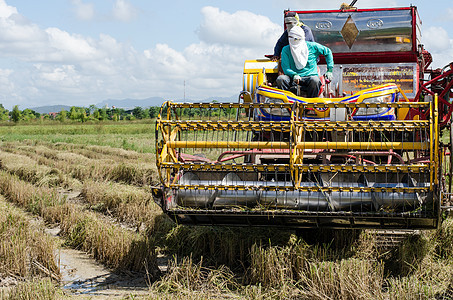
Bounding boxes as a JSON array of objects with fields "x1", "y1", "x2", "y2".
[
  {"x1": 276, "y1": 26, "x2": 334, "y2": 98},
  {"x1": 271, "y1": 11, "x2": 315, "y2": 61}
]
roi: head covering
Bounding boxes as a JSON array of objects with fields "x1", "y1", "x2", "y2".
[
  {"x1": 285, "y1": 12, "x2": 303, "y2": 31},
  {"x1": 288, "y1": 26, "x2": 308, "y2": 69}
]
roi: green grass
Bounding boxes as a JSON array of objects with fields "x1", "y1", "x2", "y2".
[{"x1": 0, "y1": 121, "x2": 156, "y2": 153}]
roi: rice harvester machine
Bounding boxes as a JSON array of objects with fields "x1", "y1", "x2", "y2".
[{"x1": 153, "y1": 5, "x2": 453, "y2": 229}]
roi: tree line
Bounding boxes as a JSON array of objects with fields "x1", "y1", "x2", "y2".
[
  {"x1": 2, "y1": 102, "x2": 239, "y2": 123},
  {"x1": 5, "y1": 105, "x2": 161, "y2": 123}
]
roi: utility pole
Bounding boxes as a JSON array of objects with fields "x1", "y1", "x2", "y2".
[{"x1": 184, "y1": 80, "x2": 186, "y2": 101}]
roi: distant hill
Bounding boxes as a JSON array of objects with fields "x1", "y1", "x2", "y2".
[
  {"x1": 29, "y1": 105, "x2": 72, "y2": 114},
  {"x1": 96, "y1": 97, "x2": 166, "y2": 109},
  {"x1": 96, "y1": 95, "x2": 238, "y2": 109},
  {"x1": 200, "y1": 95, "x2": 238, "y2": 103},
  {"x1": 27, "y1": 94, "x2": 238, "y2": 113}
]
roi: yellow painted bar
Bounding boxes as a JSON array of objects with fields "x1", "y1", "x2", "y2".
[
  {"x1": 168, "y1": 102, "x2": 430, "y2": 109},
  {"x1": 169, "y1": 141, "x2": 290, "y2": 149},
  {"x1": 159, "y1": 120, "x2": 428, "y2": 131},
  {"x1": 168, "y1": 141, "x2": 429, "y2": 150},
  {"x1": 397, "y1": 87, "x2": 410, "y2": 120},
  {"x1": 160, "y1": 162, "x2": 429, "y2": 173}
]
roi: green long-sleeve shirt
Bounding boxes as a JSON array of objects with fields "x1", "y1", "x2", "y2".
[{"x1": 281, "y1": 42, "x2": 334, "y2": 79}]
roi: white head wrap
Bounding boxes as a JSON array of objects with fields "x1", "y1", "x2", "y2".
[{"x1": 288, "y1": 26, "x2": 308, "y2": 70}]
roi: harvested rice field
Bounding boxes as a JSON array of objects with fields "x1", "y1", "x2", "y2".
[{"x1": 0, "y1": 121, "x2": 453, "y2": 299}]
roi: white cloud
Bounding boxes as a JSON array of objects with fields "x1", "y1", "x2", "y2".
[
  {"x1": 140, "y1": 7, "x2": 282, "y2": 99},
  {"x1": 0, "y1": 4, "x2": 282, "y2": 108},
  {"x1": 0, "y1": 0, "x2": 17, "y2": 18},
  {"x1": 45, "y1": 27, "x2": 98, "y2": 61},
  {"x1": 71, "y1": 0, "x2": 94, "y2": 21},
  {"x1": 0, "y1": 14, "x2": 46, "y2": 57},
  {"x1": 422, "y1": 26, "x2": 453, "y2": 68},
  {"x1": 111, "y1": 0, "x2": 138, "y2": 22},
  {"x1": 197, "y1": 6, "x2": 281, "y2": 48},
  {"x1": 422, "y1": 26, "x2": 450, "y2": 52},
  {"x1": 0, "y1": 4, "x2": 140, "y2": 108},
  {"x1": 444, "y1": 8, "x2": 453, "y2": 22},
  {"x1": 41, "y1": 65, "x2": 75, "y2": 84},
  {"x1": 144, "y1": 43, "x2": 190, "y2": 76},
  {"x1": 0, "y1": 68, "x2": 15, "y2": 96}
]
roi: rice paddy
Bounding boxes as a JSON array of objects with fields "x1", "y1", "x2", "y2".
[{"x1": 0, "y1": 120, "x2": 452, "y2": 299}]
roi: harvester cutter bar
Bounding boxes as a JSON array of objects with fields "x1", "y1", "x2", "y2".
[
  {"x1": 170, "y1": 185, "x2": 429, "y2": 193},
  {"x1": 161, "y1": 162, "x2": 429, "y2": 173}
]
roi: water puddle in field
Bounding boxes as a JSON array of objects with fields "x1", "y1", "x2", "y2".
[
  {"x1": 58, "y1": 247, "x2": 111, "y2": 293},
  {"x1": 42, "y1": 189, "x2": 160, "y2": 297},
  {"x1": 46, "y1": 226, "x2": 150, "y2": 298}
]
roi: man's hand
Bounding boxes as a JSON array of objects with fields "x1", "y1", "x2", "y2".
[
  {"x1": 324, "y1": 69, "x2": 333, "y2": 82},
  {"x1": 293, "y1": 75, "x2": 301, "y2": 85}
]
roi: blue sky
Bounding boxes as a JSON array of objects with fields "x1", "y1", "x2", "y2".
[{"x1": 0, "y1": 0, "x2": 452, "y2": 110}]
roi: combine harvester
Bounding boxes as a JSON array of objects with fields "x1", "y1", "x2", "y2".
[{"x1": 153, "y1": 4, "x2": 453, "y2": 230}]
